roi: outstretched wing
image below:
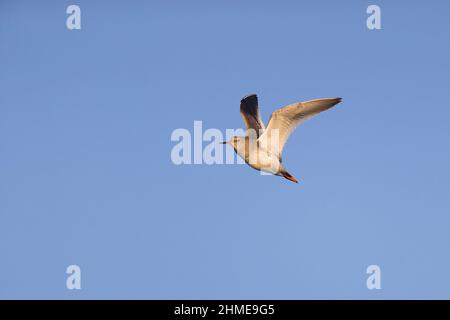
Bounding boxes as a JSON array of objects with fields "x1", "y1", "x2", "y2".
[
  {"x1": 258, "y1": 97, "x2": 342, "y2": 158},
  {"x1": 240, "y1": 94, "x2": 265, "y2": 138}
]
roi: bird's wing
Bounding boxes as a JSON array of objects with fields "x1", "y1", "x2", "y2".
[
  {"x1": 258, "y1": 97, "x2": 342, "y2": 158},
  {"x1": 240, "y1": 94, "x2": 266, "y2": 138}
]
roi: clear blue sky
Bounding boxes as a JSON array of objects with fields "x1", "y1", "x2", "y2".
[{"x1": 1, "y1": 0, "x2": 450, "y2": 299}]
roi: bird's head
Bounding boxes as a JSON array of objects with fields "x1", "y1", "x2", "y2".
[{"x1": 220, "y1": 136, "x2": 244, "y2": 148}]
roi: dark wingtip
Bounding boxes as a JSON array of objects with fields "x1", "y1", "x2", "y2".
[
  {"x1": 241, "y1": 94, "x2": 258, "y2": 103},
  {"x1": 328, "y1": 97, "x2": 342, "y2": 108}
]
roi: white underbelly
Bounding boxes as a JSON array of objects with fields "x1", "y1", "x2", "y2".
[{"x1": 235, "y1": 146, "x2": 281, "y2": 174}]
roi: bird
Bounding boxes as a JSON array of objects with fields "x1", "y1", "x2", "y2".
[{"x1": 222, "y1": 94, "x2": 342, "y2": 183}]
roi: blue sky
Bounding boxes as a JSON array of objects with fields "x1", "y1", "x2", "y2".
[{"x1": 1, "y1": 0, "x2": 450, "y2": 299}]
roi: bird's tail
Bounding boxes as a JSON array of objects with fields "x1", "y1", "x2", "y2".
[{"x1": 281, "y1": 170, "x2": 299, "y2": 183}]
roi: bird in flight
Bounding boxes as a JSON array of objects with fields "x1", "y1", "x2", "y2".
[{"x1": 222, "y1": 94, "x2": 342, "y2": 183}]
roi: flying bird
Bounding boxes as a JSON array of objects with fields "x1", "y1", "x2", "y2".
[{"x1": 222, "y1": 94, "x2": 342, "y2": 183}]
